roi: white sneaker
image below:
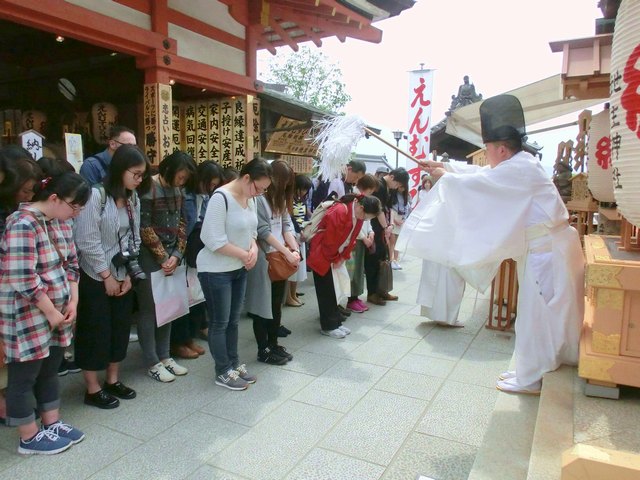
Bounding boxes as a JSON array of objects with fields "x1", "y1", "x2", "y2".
[
  {"x1": 321, "y1": 328, "x2": 346, "y2": 339},
  {"x1": 161, "y1": 358, "x2": 188, "y2": 376},
  {"x1": 499, "y1": 370, "x2": 516, "y2": 380},
  {"x1": 147, "y1": 362, "x2": 175, "y2": 383},
  {"x1": 496, "y1": 377, "x2": 541, "y2": 395},
  {"x1": 391, "y1": 261, "x2": 402, "y2": 270},
  {"x1": 338, "y1": 325, "x2": 351, "y2": 335}
]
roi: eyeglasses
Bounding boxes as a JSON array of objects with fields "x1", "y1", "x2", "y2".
[
  {"x1": 253, "y1": 181, "x2": 268, "y2": 194},
  {"x1": 127, "y1": 169, "x2": 145, "y2": 180},
  {"x1": 61, "y1": 199, "x2": 85, "y2": 212}
]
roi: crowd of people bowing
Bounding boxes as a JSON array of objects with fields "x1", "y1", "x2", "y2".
[{"x1": 0, "y1": 126, "x2": 411, "y2": 455}]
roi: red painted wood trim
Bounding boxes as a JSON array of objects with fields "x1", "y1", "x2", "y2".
[
  {"x1": 317, "y1": 0, "x2": 371, "y2": 25},
  {"x1": 270, "y1": 4, "x2": 381, "y2": 43},
  {"x1": 0, "y1": 0, "x2": 175, "y2": 56},
  {"x1": 219, "y1": 0, "x2": 249, "y2": 27},
  {"x1": 246, "y1": 27, "x2": 258, "y2": 80},
  {"x1": 268, "y1": 19, "x2": 299, "y2": 52},
  {"x1": 114, "y1": 0, "x2": 150, "y2": 14},
  {"x1": 151, "y1": 0, "x2": 168, "y2": 36},
  {"x1": 136, "y1": 50, "x2": 257, "y2": 96},
  {"x1": 167, "y1": 7, "x2": 244, "y2": 51}
]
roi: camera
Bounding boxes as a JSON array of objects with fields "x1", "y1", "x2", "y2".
[{"x1": 111, "y1": 250, "x2": 147, "y2": 284}]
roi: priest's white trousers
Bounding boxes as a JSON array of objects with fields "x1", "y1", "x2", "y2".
[
  {"x1": 417, "y1": 260, "x2": 466, "y2": 325},
  {"x1": 514, "y1": 225, "x2": 584, "y2": 386}
]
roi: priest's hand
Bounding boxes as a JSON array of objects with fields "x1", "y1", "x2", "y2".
[
  {"x1": 430, "y1": 167, "x2": 446, "y2": 180},
  {"x1": 417, "y1": 160, "x2": 444, "y2": 172}
]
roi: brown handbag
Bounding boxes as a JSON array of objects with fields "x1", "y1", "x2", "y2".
[
  {"x1": 266, "y1": 250, "x2": 298, "y2": 281},
  {"x1": 377, "y1": 259, "x2": 394, "y2": 294}
]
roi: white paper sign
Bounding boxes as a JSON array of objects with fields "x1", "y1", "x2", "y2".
[
  {"x1": 65, "y1": 133, "x2": 84, "y2": 173},
  {"x1": 20, "y1": 129, "x2": 44, "y2": 160}
]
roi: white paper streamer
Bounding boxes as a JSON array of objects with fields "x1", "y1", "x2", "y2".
[{"x1": 313, "y1": 115, "x2": 366, "y2": 180}]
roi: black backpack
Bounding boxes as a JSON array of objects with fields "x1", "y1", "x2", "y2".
[{"x1": 311, "y1": 179, "x2": 331, "y2": 212}]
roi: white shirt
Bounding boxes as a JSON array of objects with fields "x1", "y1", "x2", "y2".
[{"x1": 196, "y1": 190, "x2": 257, "y2": 273}]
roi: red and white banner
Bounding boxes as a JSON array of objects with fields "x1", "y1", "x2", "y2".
[{"x1": 407, "y1": 69, "x2": 434, "y2": 199}]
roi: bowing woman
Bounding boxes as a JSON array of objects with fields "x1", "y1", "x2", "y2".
[
  {"x1": 245, "y1": 160, "x2": 300, "y2": 365},
  {"x1": 0, "y1": 159, "x2": 89, "y2": 455},
  {"x1": 308, "y1": 195, "x2": 381, "y2": 338},
  {"x1": 73, "y1": 145, "x2": 150, "y2": 409},
  {"x1": 198, "y1": 158, "x2": 271, "y2": 390},
  {"x1": 136, "y1": 150, "x2": 195, "y2": 383}
]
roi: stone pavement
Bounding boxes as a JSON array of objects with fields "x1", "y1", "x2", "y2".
[{"x1": 0, "y1": 255, "x2": 518, "y2": 480}]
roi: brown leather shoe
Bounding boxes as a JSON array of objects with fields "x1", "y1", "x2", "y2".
[
  {"x1": 185, "y1": 341, "x2": 205, "y2": 356},
  {"x1": 380, "y1": 292, "x2": 399, "y2": 301},
  {"x1": 171, "y1": 345, "x2": 199, "y2": 359},
  {"x1": 367, "y1": 294, "x2": 387, "y2": 306}
]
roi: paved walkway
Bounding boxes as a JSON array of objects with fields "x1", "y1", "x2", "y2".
[{"x1": 0, "y1": 255, "x2": 517, "y2": 480}]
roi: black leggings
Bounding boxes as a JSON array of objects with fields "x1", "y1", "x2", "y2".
[
  {"x1": 252, "y1": 280, "x2": 286, "y2": 350},
  {"x1": 312, "y1": 270, "x2": 342, "y2": 331}
]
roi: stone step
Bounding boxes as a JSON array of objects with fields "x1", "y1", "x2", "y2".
[
  {"x1": 526, "y1": 366, "x2": 575, "y2": 480},
  {"x1": 467, "y1": 361, "x2": 540, "y2": 480}
]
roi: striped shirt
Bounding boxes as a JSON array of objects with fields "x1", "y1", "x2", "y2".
[
  {"x1": 0, "y1": 206, "x2": 79, "y2": 362},
  {"x1": 73, "y1": 187, "x2": 141, "y2": 282}
]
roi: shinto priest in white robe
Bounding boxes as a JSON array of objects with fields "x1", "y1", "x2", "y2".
[
  {"x1": 416, "y1": 260, "x2": 465, "y2": 326},
  {"x1": 397, "y1": 151, "x2": 584, "y2": 386}
]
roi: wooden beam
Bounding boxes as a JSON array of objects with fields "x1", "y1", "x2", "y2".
[
  {"x1": 317, "y1": 0, "x2": 371, "y2": 24},
  {"x1": 136, "y1": 50, "x2": 257, "y2": 96},
  {"x1": 167, "y1": 7, "x2": 245, "y2": 50},
  {"x1": 271, "y1": 0, "x2": 354, "y2": 24},
  {"x1": 151, "y1": 0, "x2": 168, "y2": 36},
  {"x1": 218, "y1": 0, "x2": 249, "y2": 26},
  {"x1": 246, "y1": 23, "x2": 258, "y2": 79},
  {"x1": 114, "y1": 0, "x2": 150, "y2": 14},
  {"x1": 0, "y1": 0, "x2": 174, "y2": 56},
  {"x1": 303, "y1": 25, "x2": 323, "y2": 47},
  {"x1": 269, "y1": 4, "x2": 381, "y2": 42},
  {"x1": 267, "y1": 19, "x2": 299, "y2": 52}
]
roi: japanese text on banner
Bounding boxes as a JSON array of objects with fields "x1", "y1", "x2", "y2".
[{"x1": 407, "y1": 70, "x2": 434, "y2": 199}]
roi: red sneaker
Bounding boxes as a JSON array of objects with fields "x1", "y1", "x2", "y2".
[
  {"x1": 355, "y1": 299, "x2": 369, "y2": 311},
  {"x1": 347, "y1": 300, "x2": 366, "y2": 313}
]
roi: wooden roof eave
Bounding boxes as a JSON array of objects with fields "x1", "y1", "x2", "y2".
[{"x1": 270, "y1": 4, "x2": 381, "y2": 42}]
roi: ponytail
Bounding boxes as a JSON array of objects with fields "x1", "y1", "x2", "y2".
[{"x1": 32, "y1": 157, "x2": 90, "y2": 205}]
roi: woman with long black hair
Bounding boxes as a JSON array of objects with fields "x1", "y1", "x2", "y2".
[
  {"x1": 73, "y1": 145, "x2": 150, "y2": 408},
  {"x1": 136, "y1": 151, "x2": 195, "y2": 382},
  {"x1": 245, "y1": 160, "x2": 300, "y2": 365},
  {"x1": 198, "y1": 158, "x2": 271, "y2": 390},
  {"x1": 308, "y1": 195, "x2": 381, "y2": 338},
  {"x1": 170, "y1": 160, "x2": 225, "y2": 358}
]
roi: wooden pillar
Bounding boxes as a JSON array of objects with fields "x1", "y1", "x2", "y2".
[
  {"x1": 487, "y1": 259, "x2": 518, "y2": 331},
  {"x1": 246, "y1": 95, "x2": 261, "y2": 161},
  {"x1": 143, "y1": 83, "x2": 172, "y2": 166}
]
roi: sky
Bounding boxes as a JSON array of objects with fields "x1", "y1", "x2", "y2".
[{"x1": 257, "y1": 0, "x2": 606, "y2": 175}]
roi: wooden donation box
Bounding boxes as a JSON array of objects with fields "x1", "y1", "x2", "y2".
[{"x1": 580, "y1": 235, "x2": 640, "y2": 388}]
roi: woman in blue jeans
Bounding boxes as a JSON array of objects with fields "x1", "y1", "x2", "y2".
[{"x1": 197, "y1": 158, "x2": 272, "y2": 391}]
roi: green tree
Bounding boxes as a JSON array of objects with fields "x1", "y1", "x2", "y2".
[{"x1": 260, "y1": 46, "x2": 351, "y2": 113}]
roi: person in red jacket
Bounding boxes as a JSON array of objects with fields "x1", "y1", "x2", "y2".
[{"x1": 308, "y1": 195, "x2": 381, "y2": 338}]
